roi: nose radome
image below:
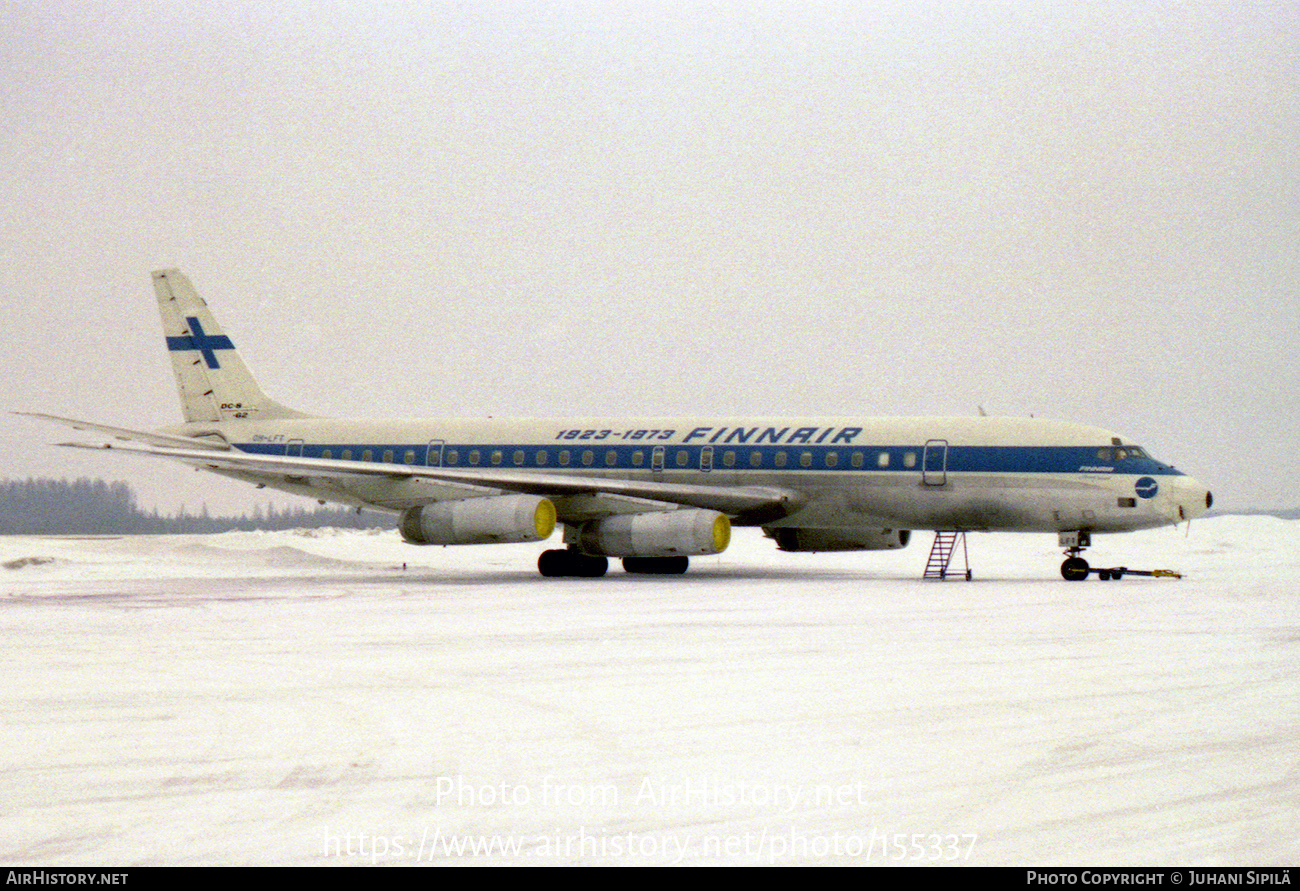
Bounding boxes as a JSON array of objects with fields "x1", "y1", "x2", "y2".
[{"x1": 1173, "y1": 477, "x2": 1212, "y2": 521}]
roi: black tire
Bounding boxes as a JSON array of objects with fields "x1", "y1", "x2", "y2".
[
  {"x1": 622, "y1": 556, "x2": 690, "y2": 575},
  {"x1": 1061, "y1": 556, "x2": 1090, "y2": 581},
  {"x1": 538, "y1": 549, "x2": 568, "y2": 577},
  {"x1": 576, "y1": 553, "x2": 608, "y2": 577},
  {"x1": 538, "y1": 549, "x2": 608, "y2": 578}
]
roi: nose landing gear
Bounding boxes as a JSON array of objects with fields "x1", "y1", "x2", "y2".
[
  {"x1": 1059, "y1": 530, "x2": 1092, "y2": 581},
  {"x1": 1061, "y1": 554, "x2": 1091, "y2": 581},
  {"x1": 1058, "y1": 530, "x2": 1183, "y2": 581}
]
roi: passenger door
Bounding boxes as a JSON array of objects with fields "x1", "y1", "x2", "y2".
[{"x1": 922, "y1": 439, "x2": 948, "y2": 486}]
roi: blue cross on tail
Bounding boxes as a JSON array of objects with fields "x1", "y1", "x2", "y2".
[{"x1": 166, "y1": 317, "x2": 235, "y2": 369}]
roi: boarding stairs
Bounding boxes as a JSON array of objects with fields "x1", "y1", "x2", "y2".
[{"x1": 924, "y1": 531, "x2": 971, "y2": 581}]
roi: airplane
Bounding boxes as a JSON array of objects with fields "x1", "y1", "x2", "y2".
[{"x1": 23, "y1": 269, "x2": 1213, "y2": 580}]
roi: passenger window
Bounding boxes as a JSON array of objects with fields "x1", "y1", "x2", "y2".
[
  {"x1": 825, "y1": 452, "x2": 838, "y2": 468},
  {"x1": 513, "y1": 449, "x2": 525, "y2": 465},
  {"x1": 341, "y1": 449, "x2": 352, "y2": 460},
  {"x1": 383, "y1": 450, "x2": 394, "y2": 463},
  {"x1": 322, "y1": 449, "x2": 333, "y2": 460},
  {"x1": 606, "y1": 449, "x2": 617, "y2": 466},
  {"x1": 800, "y1": 451, "x2": 813, "y2": 468},
  {"x1": 582, "y1": 450, "x2": 594, "y2": 466},
  {"x1": 535, "y1": 450, "x2": 547, "y2": 465},
  {"x1": 903, "y1": 452, "x2": 917, "y2": 469},
  {"x1": 877, "y1": 452, "x2": 890, "y2": 468},
  {"x1": 676, "y1": 450, "x2": 689, "y2": 467},
  {"x1": 851, "y1": 451, "x2": 864, "y2": 468},
  {"x1": 750, "y1": 451, "x2": 762, "y2": 468},
  {"x1": 632, "y1": 450, "x2": 644, "y2": 467},
  {"x1": 362, "y1": 449, "x2": 373, "y2": 461},
  {"x1": 774, "y1": 451, "x2": 788, "y2": 468},
  {"x1": 723, "y1": 450, "x2": 736, "y2": 467},
  {"x1": 491, "y1": 450, "x2": 502, "y2": 465},
  {"x1": 469, "y1": 449, "x2": 480, "y2": 465},
  {"x1": 558, "y1": 450, "x2": 570, "y2": 466},
  {"x1": 446, "y1": 449, "x2": 459, "y2": 465}
]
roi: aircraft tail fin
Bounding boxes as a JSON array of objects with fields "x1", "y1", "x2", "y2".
[{"x1": 152, "y1": 269, "x2": 312, "y2": 423}]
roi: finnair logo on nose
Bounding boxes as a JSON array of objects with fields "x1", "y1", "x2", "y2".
[
  {"x1": 166, "y1": 317, "x2": 235, "y2": 369},
  {"x1": 1135, "y1": 477, "x2": 1159, "y2": 499}
]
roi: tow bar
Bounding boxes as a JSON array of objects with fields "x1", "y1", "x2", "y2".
[{"x1": 1091, "y1": 567, "x2": 1183, "y2": 580}]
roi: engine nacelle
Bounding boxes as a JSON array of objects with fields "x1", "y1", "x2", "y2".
[
  {"x1": 767, "y1": 527, "x2": 911, "y2": 553},
  {"x1": 578, "y1": 509, "x2": 731, "y2": 558},
  {"x1": 400, "y1": 495, "x2": 556, "y2": 545}
]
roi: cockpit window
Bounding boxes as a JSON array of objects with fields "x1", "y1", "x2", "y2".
[{"x1": 1099, "y1": 446, "x2": 1148, "y2": 461}]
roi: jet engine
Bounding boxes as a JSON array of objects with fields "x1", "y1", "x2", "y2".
[
  {"x1": 400, "y1": 495, "x2": 556, "y2": 545},
  {"x1": 767, "y1": 527, "x2": 911, "y2": 552},
  {"x1": 578, "y1": 509, "x2": 731, "y2": 557}
]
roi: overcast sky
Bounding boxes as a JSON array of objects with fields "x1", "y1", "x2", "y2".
[{"x1": 3, "y1": 0, "x2": 1297, "y2": 516}]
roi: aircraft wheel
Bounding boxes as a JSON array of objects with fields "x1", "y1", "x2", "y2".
[
  {"x1": 622, "y1": 556, "x2": 690, "y2": 575},
  {"x1": 576, "y1": 553, "x2": 608, "y2": 577},
  {"x1": 1061, "y1": 557, "x2": 1090, "y2": 581},
  {"x1": 538, "y1": 549, "x2": 569, "y2": 577},
  {"x1": 538, "y1": 549, "x2": 608, "y2": 578}
]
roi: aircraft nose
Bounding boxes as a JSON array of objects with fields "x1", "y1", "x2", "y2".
[{"x1": 1169, "y1": 477, "x2": 1212, "y2": 523}]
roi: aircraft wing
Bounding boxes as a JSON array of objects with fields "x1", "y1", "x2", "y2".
[{"x1": 53, "y1": 439, "x2": 805, "y2": 521}]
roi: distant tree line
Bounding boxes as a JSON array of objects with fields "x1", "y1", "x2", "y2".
[{"x1": 0, "y1": 477, "x2": 393, "y2": 535}]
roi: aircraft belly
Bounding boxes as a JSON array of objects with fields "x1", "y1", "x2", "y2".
[{"x1": 828, "y1": 473, "x2": 1140, "y2": 533}]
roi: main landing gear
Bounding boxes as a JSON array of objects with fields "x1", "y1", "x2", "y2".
[
  {"x1": 1058, "y1": 531, "x2": 1183, "y2": 581},
  {"x1": 537, "y1": 548, "x2": 691, "y2": 577},
  {"x1": 538, "y1": 547, "x2": 608, "y2": 577}
]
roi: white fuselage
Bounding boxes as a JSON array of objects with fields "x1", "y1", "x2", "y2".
[{"x1": 171, "y1": 413, "x2": 1211, "y2": 535}]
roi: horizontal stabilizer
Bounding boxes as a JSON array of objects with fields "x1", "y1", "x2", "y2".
[{"x1": 16, "y1": 412, "x2": 231, "y2": 451}]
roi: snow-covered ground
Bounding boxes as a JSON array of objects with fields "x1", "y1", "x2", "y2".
[{"x1": 1, "y1": 516, "x2": 1296, "y2": 866}]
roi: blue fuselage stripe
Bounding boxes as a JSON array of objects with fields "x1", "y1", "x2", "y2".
[{"x1": 234, "y1": 442, "x2": 1185, "y2": 477}]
